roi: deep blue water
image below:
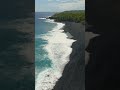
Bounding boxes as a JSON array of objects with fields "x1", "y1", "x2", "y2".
[{"x1": 35, "y1": 12, "x2": 56, "y2": 75}]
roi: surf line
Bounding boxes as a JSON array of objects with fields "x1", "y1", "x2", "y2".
[{"x1": 35, "y1": 18, "x2": 76, "y2": 90}]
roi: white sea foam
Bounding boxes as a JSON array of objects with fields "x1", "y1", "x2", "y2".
[
  {"x1": 35, "y1": 19, "x2": 76, "y2": 90},
  {"x1": 45, "y1": 19, "x2": 55, "y2": 23},
  {"x1": 39, "y1": 18, "x2": 46, "y2": 20}
]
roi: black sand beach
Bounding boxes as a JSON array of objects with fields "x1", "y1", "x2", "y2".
[{"x1": 53, "y1": 22, "x2": 85, "y2": 90}]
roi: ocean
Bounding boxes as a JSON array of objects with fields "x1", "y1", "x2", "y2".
[{"x1": 35, "y1": 12, "x2": 75, "y2": 90}]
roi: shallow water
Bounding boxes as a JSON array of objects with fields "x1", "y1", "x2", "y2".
[{"x1": 35, "y1": 12, "x2": 75, "y2": 90}]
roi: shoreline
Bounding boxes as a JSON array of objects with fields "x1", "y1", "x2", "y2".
[
  {"x1": 36, "y1": 18, "x2": 76, "y2": 90},
  {"x1": 53, "y1": 21, "x2": 85, "y2": 90}
]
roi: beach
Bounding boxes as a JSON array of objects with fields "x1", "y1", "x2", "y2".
[
  {"x1": 35, "y1": 16, "x2": 76, "y2": 90},
  {"x1": 53, "y1": 22, "x2": 85, "y2": 90},
  {"x1": 35, "y1": 12, "x2": 85, "y2": 90}
]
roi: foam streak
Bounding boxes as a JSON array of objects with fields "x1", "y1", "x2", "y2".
[{"x1": 35, "y1": 19, "x2": 76, "y2": 90}]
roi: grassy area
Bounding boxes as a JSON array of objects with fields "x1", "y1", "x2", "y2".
[{"x1": 49, "y1": 10, "x2": 85, "y2": 23}]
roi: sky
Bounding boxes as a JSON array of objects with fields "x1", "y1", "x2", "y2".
[{"x1": 35, "y1": 0, "x2": 85, "y2": 12}]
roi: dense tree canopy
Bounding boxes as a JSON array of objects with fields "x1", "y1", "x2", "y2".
[{"x1": 49, "y1": 10, "x2": 85, "y2": 23}]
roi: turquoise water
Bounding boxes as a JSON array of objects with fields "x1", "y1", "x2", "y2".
[
  {"x1": 35, "y1": 12, "x2": 75, "y2": 90},
  {"x1": 35, "y1": 12, "x2": 56, "y2": 75}
]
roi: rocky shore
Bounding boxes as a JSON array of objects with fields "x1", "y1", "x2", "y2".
[{"x1": 53, "y1": 22, "x2": 85, "y2": 90}]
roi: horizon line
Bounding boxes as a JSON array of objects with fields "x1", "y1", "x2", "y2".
[{"x1": 35, "y1": 9, "x2": 85, "y2": 13}]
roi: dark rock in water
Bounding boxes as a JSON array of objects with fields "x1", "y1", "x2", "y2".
[{"x1": 53, "y1": 22, "x2": 85, "y2": 90}]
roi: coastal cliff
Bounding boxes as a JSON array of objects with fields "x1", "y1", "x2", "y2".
[{"x1": 53, "y1": 22, "x2": 85, "y2": 90}]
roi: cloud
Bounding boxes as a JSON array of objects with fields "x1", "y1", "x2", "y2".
[
  {"x1": 48, "y1": 0, "x2": 53, "y2": 1},
  {"x1": 36, "y1": 0, "x2": 85, "y2": 12},
  {"x1": 48, "y1": 0, "x2": 84, "y2": 3},
  {"x1": 57, "y1": 0, "x2": 85, "y2": 11}
]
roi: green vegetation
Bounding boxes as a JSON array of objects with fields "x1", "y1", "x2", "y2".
[{"x1": 49, "y1": 10, "x2": 85, "y2": 23}]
